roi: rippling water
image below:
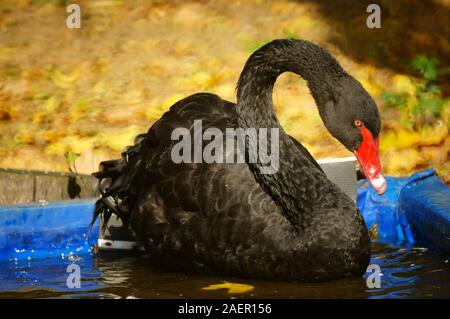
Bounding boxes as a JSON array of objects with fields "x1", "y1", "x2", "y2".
[{"x1": 0, "y1": 242, "x2": 448, "y2": 298}]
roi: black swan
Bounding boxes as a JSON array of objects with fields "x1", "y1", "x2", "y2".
[{"x1": 92, "y1": 39, "x2": 386, "y2": 281}]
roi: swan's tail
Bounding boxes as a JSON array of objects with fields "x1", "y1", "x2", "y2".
[{"x1": 91, "y1": 133, "x2": 147, "y2": 230}]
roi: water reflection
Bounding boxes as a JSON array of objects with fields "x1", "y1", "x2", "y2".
[{"x1": 0, "y1": 243, "x2": 448, "y2": 298}]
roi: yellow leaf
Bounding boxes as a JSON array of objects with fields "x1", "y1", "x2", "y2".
[
  {"x1": 14, "y1": 132, "x2": 34, "y2": 145},
  {"x1": 32, "y1": 111, "x2": 47, "y2": 125},
  {"x1": 161, "y1": 94, "x2": 185, "y2": 109},
  {"x1": 121, "y1": 40, "x2": 139, "y2": 53},
  {"x1": 214, "y1": 84, "x2": 234, "y2": 101},
  {"x1": 286, "y1": 16, "x2": 316, "y2": 31},
  {"x1": 381, "y1": 129, "x2": 421, "y2": 153},
  {"x1": 44, "y1": 96, "x2": 59, "y2": 113},
  {"x1": 380, "y1": 124, "x2": 448, "y2": 154},
  {"x1": 359, "y1": 78, "x2": 382, "y2": 97},
  {"x1": 391, "y1": 74, "x2": 415, "y2": 95},
  {"x1": 51, "y1": 69, "x2": 80, "y2": 88},
  {"x1": 0, "y1": 47, "x2": 15, "y2": 60},
  {"x1": 86, "y1": 0, "x2": 124, "y2": 9},
  {"x1": 192, "y1": 71, "x2": 215, "y2": 89},
  {"x1": 419, "y1": 123, "x2": 449, "y2": 146},
  {"x1": 145, "y1": 95, "x2": 184, "y2": 121},
  {"x1": 44, "y1": 136, "x2": 96, "y2": 156},
  {"x1": 385, "y1": 148, "x2": 421, "y2": 174},
  {"x1": 96, "y1": 125, "x2": 142, "y2": 151},
  {"x1": 202, "y1": 281, "x2": 254, "y2": 294},
  {"x1": 124, "y1": 88, "x2": 144, "y2": 105}
]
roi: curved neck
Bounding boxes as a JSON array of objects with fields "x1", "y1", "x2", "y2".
[
  {"x1": 236, "y1": 39, "x2": 345, "y2": 128},
  {"x1": 235, "y1": 39, "x2": 347, "y2": 229}
]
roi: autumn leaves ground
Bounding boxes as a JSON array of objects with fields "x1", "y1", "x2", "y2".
[{"x1": 0, "y1": 0, "x2": 448, "y2": 182}]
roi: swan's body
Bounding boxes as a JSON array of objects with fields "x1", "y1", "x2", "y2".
[{"x1": 93, "y1": 39, "x2": 385, "y2": 281}]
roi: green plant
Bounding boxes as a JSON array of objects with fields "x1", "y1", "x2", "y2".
[
  {"x1": 381, "y1": 55, "x2": 449, "y2": 131},
  {"x1": 64, "y1": 151, "x2": 80, "y2": 174},
  {"x1": 64, "y1": 151, "x2": 88, "y2": 189}
]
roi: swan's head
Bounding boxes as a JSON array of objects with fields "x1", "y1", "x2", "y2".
[{"x1": 318, "y1": 75, "x2": 386, "y2": 195}]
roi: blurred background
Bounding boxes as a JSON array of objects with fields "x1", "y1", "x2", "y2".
[{"x1": 0, "y1": 0, "x2": 449, "y2": 183}]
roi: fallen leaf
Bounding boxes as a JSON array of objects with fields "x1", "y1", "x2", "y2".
[
  {"x1": 202, "y1": 281, "x2": 254, "y2": 294},
  {"x1": 50, "y1": 69, "x2": 81, "y2": 89}
]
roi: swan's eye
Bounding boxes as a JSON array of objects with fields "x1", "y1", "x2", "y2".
[{"x1": 354, "y1": 119, "x2": 362, "y2": 127}]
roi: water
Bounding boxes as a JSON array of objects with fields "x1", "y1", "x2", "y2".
[{"x1": 0, "y1": 242, "x2": 448, "y2": 299}]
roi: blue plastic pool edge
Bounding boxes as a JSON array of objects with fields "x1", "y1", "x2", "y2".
[
  {"x1": 0, "y1": 199, "x2": 98, "y2": 262},
  {"x1": 358, "y1": 169, "x2": 450, "y2": 255},
  {"x1": 1, "y1": 169, "x2": 449, "y2": 262},
  {"x1": 399, "y1": 170, "x2": 450, "y2": 255}
]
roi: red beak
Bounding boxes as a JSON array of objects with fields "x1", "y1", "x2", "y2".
[{"x1": 354, "y1": 126, "x2": 387, "y2": 195}]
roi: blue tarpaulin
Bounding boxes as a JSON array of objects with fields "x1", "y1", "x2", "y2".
[
  {"x1": 0, "y1": 199, "x2": 98, "y2": 261},
  {"x1": 358, "y1": 169, "x2": 450, "y2": 255},
  {"x1": 399, "y1": 170, "x2": 450, "y2": 254},
  {"x1": 0, "y1": 169, "x2": 449, "y2": 261}
]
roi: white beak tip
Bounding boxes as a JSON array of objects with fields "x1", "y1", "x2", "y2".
[{"x1": 371, "y1": 174, "x2": 387, "y2": 195}]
